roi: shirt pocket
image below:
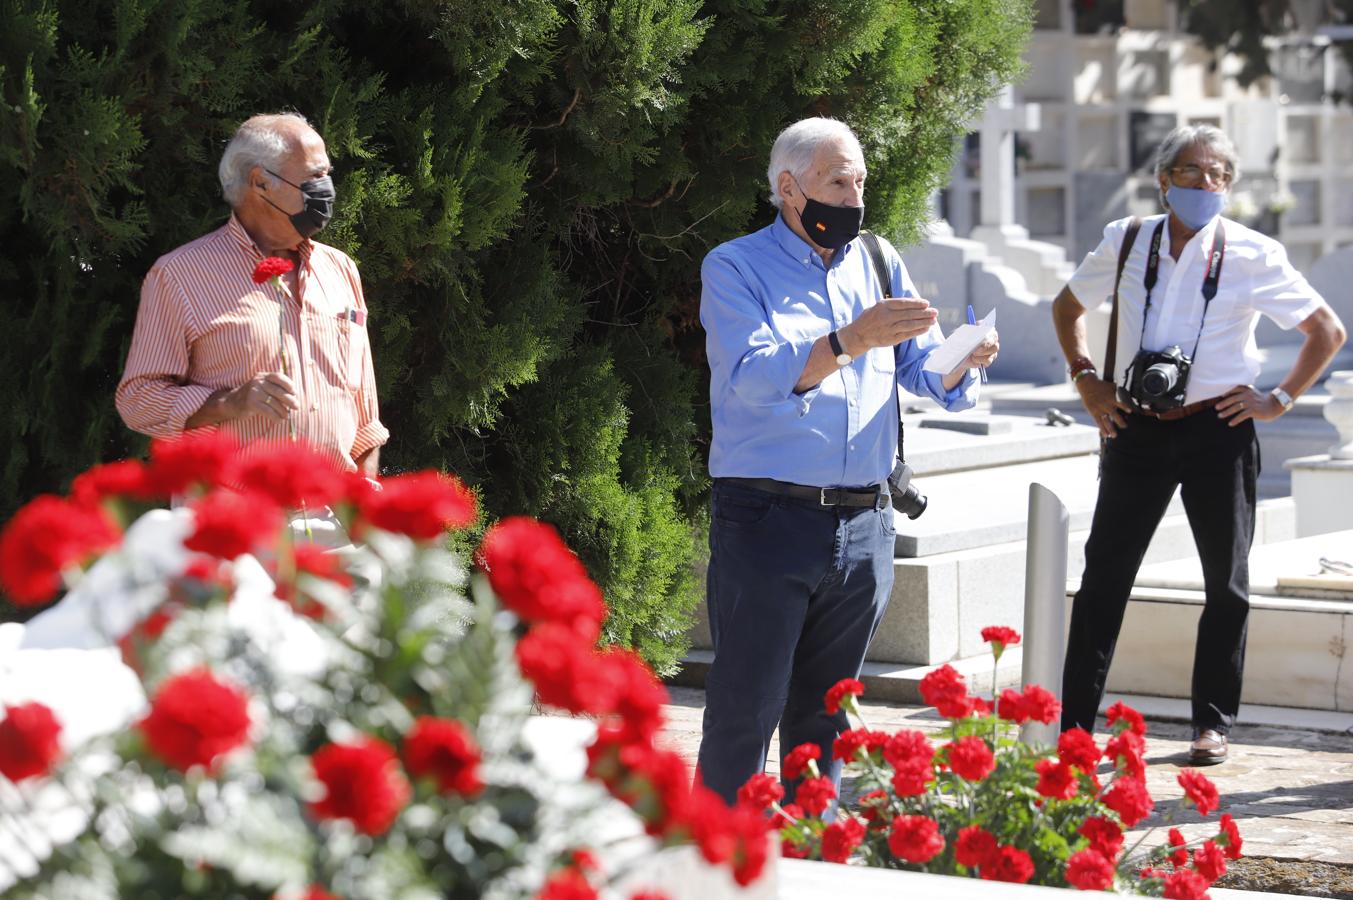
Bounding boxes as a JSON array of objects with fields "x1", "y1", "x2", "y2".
[
  {"x1": 308, "y1": 310, "x2": 364, "y2": 392},
  {"x1": 870, "y1": 346, "x2": 897, "y2": 374}
]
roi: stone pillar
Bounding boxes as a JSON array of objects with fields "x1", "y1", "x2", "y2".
[
  {"x1": 1284, "y1": 371, "x2": 1353, "y2": 537},
  {"x1": 970, "y1": 86, "x2": 1042, "y2": 253}
]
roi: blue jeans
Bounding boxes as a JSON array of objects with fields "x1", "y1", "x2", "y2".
[{"x1": 696, "y1": 479, "x2": 896, "y2": 805}]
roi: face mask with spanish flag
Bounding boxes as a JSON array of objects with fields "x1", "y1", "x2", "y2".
[{"x1": 792, "y1": 176, "x2": 864, "y2": 250}]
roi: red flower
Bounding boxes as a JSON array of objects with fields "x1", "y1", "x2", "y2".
[
  {"x1": 891, "y1": 757, "x2": 933, "y2": 796},
  {"x1": 820, "y1": 815, "x2": 866, "y2": 863},
  {"x1": 1065, "y1": 848, "x2": 1115, "y2": 890},
  {"x1": 824, "y1": 678, "x2": 864, "y2": 715},
  {"x1": 1167, "y1": 827, "x2": 1190, "y2": 868},
  {"x1": 1193, "y1": 840, "x2": 1226, "y2": 883},
  {"x1": 403, "y1": 716, "x2": 484, "y2": 797},
  {"x1": 537, "y1": 868, "x2": 597, "y2": 900},
  {"x1": 794, "y1": 776, "x2": 835, "y2": 817},
  {"x1": 252, "y1": 256, "x2": 295, "y2": 284},
  {"x1": 997, "y1": 688, "x2": 1029, "y2": 723},
  {"x1": 982, "y1": 845, "x2": 1035, "y2": 884},
  {"x1": 882, "y1": 729, "x2": 934, "y2": 768},
  {"x1": 946, "y1": 736, "x2": 996, "y2": 782},
  {"x1": 773, "y1": 801, "x2": 805, "y2": 829},
  {"x1": 1106, "y1": 701, "x2": 1147, "y2": 736},
  {"x1": 515, "y1": 624, "x2": 616, "y2": 715},
  {"x1": 781, "y1": 836, "x2": 811, "y2": 859},
  {"x1": 980, "y1": 625, "x2": 1021, "y2": 660},
  {"x1": 833, "y1": 728, "x2": 885, "y2": 763},
  {"x1": 479, "y1": 517, "x2": 606, "y2": 639},
  {"x1": 1035, "y1": 758, "x2": 1078, "y2": 800},
  {"x1": 782, "y1": 742, "x2": 821, "y2": 781},
  {"x1": 357, "y1": 470, "x2": 476, "y2": 540},
  {"x1": 0, "y1": 495, "x2": 121, "y2": 605},
  {"x1": 1178, "y1": 768, "x2": 1220, "y2": 817},
  {"x1": 186, "y1": 490, "x2": 283, "y2": 560},
  {"x1": 1217, "y1": 813, "x2": 1243, "y2": 860},
  {"x1": 595, "y1": 647, "x2": 668, "y2": 744},
  {"x1": 737, "y1": 772, "x2": 784, "y2": 810},
  {"x1": 116, "y1": 604, "x2": 180, "y2": 673},
  {"x1": 277, "y1": 544, "x2": 354, "y2": 618},
  {"x1": 918, "y1": 664, "x2": 974, "y2": 718},
  {"x1": 1016, "y1": 684, "x2": 1061, "y2": 724},
  {"x1": 0, "y1": 703, "x2": 62, "y2": 781},
  {"x1": 309, "y1": 737, "x2": 411, "y2": 835},
  {"x1": 857, "y1": 791, "x2": 891, "y2": 830},
  {"x1": 1058, "y1": 728, "x2": 1100, "y2": 772},
  {"x1": 237, "y1": 442, "x2": 345, "y2": 510},
  {"x1": 1163, "y1": 868, "x2": 1211, "y2": 900},
  {"x1": 587, "y1": 727, "x2": 691, "y2": 837},
  {"x1": 1102, "y1": 776, "x2": 1154, "y2": 826},
  {"x1": 628, "y1": 893, "x2": 670, "y2": 900},
  {"x1": 1104, "y1": 729, "x2": 1146, "y2": 779},
  {"x1": 146, "y1": 431, "x2": 241, "y2": 495},
  {"x1": 1078, "y1": 816, "x2": 1124, "y2": 859},
  {"x1": 888, "y1": 814, "x2": 945, "y2": 864},
  {"x1": 273, "y1": 888, "x2": 341, "y2": 900},
  {"x1": 71, "y1": 460, "x2": 157, "y2": 507},
  {"x1": 140, "y1": 670, "x2": 251, "y2": 772},
  {"x1": 955, "y1": 825, "x2": 998, "y2": 868}
]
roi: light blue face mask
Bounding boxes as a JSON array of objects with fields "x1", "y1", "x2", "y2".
[{"x1": 1166, "y1": 185, "x2": 1227, "y2": 231}]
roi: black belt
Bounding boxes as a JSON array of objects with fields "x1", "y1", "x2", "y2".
[{"x1": 719, "y1": 477, "x2": 890, "y2": 508}]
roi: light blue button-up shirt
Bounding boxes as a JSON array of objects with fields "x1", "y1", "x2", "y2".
[{"x1": 701, "y1": 215, "x2": 979, "y2": 488}]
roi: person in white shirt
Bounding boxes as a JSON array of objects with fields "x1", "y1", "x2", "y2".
[{"x1": 1051, "y1": 124, "x2": 1346, "y2": 764}]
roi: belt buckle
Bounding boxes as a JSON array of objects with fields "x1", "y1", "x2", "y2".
[{"x1": 819, "y1": 487, "x2": 831, "y2": 506}]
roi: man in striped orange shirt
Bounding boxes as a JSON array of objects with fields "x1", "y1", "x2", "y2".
[{"x1": 116, "y1": 112, "x2": 388, "y2": 481}]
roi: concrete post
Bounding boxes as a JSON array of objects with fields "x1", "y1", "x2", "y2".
[{"x1": 1021, "y1": 483, "x2": 1070, "y2": 748}]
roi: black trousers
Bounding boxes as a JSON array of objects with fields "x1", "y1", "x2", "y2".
[{"x1": 1060, "y1": 409, "x2": 1259, "y2": 735}]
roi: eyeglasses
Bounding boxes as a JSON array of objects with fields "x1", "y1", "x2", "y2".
[{"x1": 1169, "y1": 164, "x2": 1232, "y2": 188}]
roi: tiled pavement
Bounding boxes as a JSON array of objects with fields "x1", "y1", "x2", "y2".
[{"x1": 656, "y1": 687, "x2": 1353, "y2": 867}]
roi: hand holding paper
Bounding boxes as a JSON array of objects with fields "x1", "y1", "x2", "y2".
[{"x1": 922, "y1": 309, "x2": 998, "y2": 376}]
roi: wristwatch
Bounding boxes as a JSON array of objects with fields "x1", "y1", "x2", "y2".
[
  {"x1": 1270, "y1": 387, "x2": 1295, "y2": 412},
  {"x1": 828, "y1": 330, "x2": 852, "y2": 366}
]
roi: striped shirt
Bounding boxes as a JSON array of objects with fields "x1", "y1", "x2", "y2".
[{"x1": 116, "y1": 215, "x2": 389, "y2": 471}]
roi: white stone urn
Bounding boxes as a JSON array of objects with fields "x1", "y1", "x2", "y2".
[{"x1": 1324, "y1": 370, "x2": 1353, "y2": 460}]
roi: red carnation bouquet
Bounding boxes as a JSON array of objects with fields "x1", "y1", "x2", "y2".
[
  {"x1": 761, "y1": 627, "x2": 1243, "y2": 895},
  {"x1": 0, "y1": 436, "x2": 769, "y2": 899}
]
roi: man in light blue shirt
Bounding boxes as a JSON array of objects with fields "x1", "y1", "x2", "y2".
[{"x1": 696, "y1": 117, "x2": 999, "y2": 805}]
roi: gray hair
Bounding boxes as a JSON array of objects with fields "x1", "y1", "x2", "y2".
[
  {"x1": 218, "y1": 112, "x2": 311, "y2": 206},
  {"x1": 1154, "y1": 124, "x2": 1240, "y2": 206},
  {"x1": 766, "y1": 117, "x2": 863, "y2": 209}
]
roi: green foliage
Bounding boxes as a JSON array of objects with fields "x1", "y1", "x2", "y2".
[{"x1": 0, "y1": 0, "x2": 1033, "y2": 669}]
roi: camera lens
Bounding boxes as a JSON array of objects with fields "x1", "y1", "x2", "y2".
[
  {"x1": 896, "y1": 483, "x2": 928, "y2": 520},
  {"x1": 1141, "y1": 363, "x2": 1178, "y2": 397}
]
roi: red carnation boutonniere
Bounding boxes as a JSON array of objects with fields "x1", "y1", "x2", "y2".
[{"x1": 252, "y1": 256, "x2": 294, "y2": 288}]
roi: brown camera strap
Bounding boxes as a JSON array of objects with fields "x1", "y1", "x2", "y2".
[{"x1": 1104, "y1": 217, "x2": 1142, "y2": 386}]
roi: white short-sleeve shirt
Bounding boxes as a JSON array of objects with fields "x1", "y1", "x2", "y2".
[{"x1": 1068, "y1": 214, "x2": 1326, "y2": 404}]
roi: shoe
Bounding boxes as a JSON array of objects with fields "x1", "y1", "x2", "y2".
[{"x1": 1188, "y1": 728, "x2": 1228, "y2": 765}]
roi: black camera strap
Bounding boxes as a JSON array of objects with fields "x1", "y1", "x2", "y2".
[
  {"x1": 1137, "y1": 218, "x2": 1227, "y2": 365},
  {"x1": 859, "y1": 230, "x2": 906, "y2": 472}
]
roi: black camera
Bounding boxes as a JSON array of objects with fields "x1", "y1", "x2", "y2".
[
  {"x1": 887, "y1": 462, "x2": 928, "y2": 520},
  {"x1": 1126, "y1": 345, "x2": 1192, "y2": 411}
]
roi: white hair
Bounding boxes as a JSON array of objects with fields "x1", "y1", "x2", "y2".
[
  {"x1": 218, "y1": 112, "x2": 311, "y2": 206},
  {"x1": 766, "y1": 117, "x2": 863, "y2": 209},
  {"x1": 1154, "y1": 124, "x2": 1241, "y2": 207}
]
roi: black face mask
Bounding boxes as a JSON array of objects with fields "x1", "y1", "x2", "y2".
[
  {"x1": 793, "y1": 177, "x2": 863, "y2": 249},
  {"x1": 262, "y1": 168, "x2": 335, "y2": 238}
]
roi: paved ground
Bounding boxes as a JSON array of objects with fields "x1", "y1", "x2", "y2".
[{"x1": 656, "y1": 686, "x2": 1353, "y2": 867}]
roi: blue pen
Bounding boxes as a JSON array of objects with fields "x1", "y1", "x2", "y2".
[{"x1": 966, "y1": 304, "x2": 988, "y2": 383}]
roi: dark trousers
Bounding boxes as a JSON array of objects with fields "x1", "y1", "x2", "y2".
[
  {"x1": 1061, "y1": 410, "x2": 1259, "y2": 735},
  {"x1": 696, "y1": 480, "x2": 896, "y2": 806}
]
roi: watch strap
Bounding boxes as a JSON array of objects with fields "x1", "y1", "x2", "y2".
[
  {"x1": 1271, "y1": 387, "x2": 1295, "y2": 411},
  {"x1": 828, "y1": 330, "x2": 850, "y2": 364}
]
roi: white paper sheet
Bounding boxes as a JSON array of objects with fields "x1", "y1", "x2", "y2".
[{"x1": 922, "y1": 309, "x2": 997, "y2": 375}]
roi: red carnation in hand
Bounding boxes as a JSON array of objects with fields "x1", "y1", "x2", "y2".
[
  {"x1": 1035, "y1": 758, "x2": 1078, "y2": 800},
  {"x1": 955, "y1": 825, "x2": 998, "y2": 868},
  {"x1": 1106, "y1": 701, "x2": 1147, "y2": 736},
  {"x1": 824, "y1": 678, "x2": 864, "y2": 715},
  {"x1": 1079, "y1": 816, "x2": 1124, "y2": 860},
  {"x1": 252, "y1": 256, "x2": 295, "y2": 284},
  {"x1": 186, "y1": 490, "x2": 283, "y2": 560},
  {"x1": 146, "y1": 431, "x2": 241, "y2": 495},
  {"x1": 1065, "y1": 848, "x2": 1115, "y2": 890},
  {"x1": 919, "y1": 664, "x2": 975, "y2": 718},
  {"x1": 71, "y1": 460, "x2": 157, "y2": 507},
  {"x1": 946, "y1": 736, "x2": 996, "y2": 782},
  {"x1": 782, "y1": 742, "x2": 821, "y2": 781},
  {"x1": 140, "y1": 670, "x2": 251, "y2": 772},
  {"x1": 980, "y1": 625, "x2": 1021, "y2": 660},
  {"x1": 820, "y1": 815, "x2": 866, "y2": 863},
  {"x1": 0, "y1": 495, "x2": 121, "y2": 604},
  {"x1": 309, "y1": 736, "x2": 411, "y2": 835},
  {"x1": 1058, "y1": 727, "x2": 1100, "y2": 773},
  {"x1": 1163, "y1": 868, "x2": 1212, "y2": 900},
  {"x1": 237, "y1": 442, "x2": 345, "y2": 510},
  {"x1": 403, "y1": 716, "x2": 484, "y2": 797},
  {"x1": 357, "y1": 470, "x2": 476, "y2": 541},
  {"x1": 0, "y1": 702, "x2": 63, "y2": 781},
  {"x1": 982, "y1": 845, "x2": 1035, "y2": 884},
  {"x1": 1167, "y1": 827, "x2": 1190, "y2": 867},
  {"x1": 1193, "y1": 840, "x2": 1227, "y2": 883},
  {"x1": 736, "y1": 772, "x2": 784, "y2": 810},
  {"x1": 888, "y1": 814, "x2": 945, "y2": 863},
  {"x1": 1217, "y1": 813, "x2": 1243, "y2": 859},
  {"x1": 1178, "y1": 768, "x2": 1220, "y2": 817},
  {"x1": 480, "y1": 517, "x2": 606, "y2": 639},
  {"x1": 1102, "y1": 776, "x2": 1155, "y2": 826},
  {"x1": 794, "y1": 776, "x2": 836, "y2": 817}
]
